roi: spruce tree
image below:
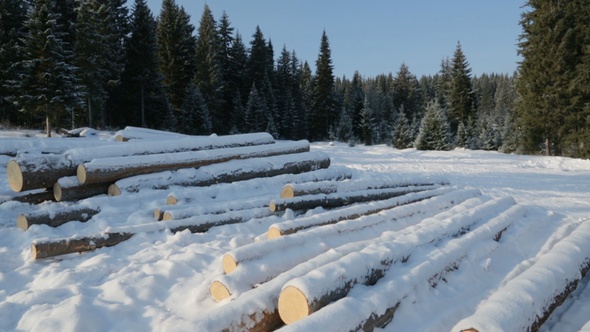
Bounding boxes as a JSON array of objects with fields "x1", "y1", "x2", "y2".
[
  {"x1": 415, "y1": 101, "x2": 451, "y2": 151},
  {"x1": 0, "y1": 0, "x2": 29, "y2": 125},
  {"x1": 359, "y1": 96, "x2": 374, "y2": 145},
  {"x1": 19, "y1": 0, "x2": 83, "y2": 135},
  {"x1": 447, "y1": 42, "x2": 476, "y2": 135},
  {"x1": 392, "y1": 107, "x2": 413, "y2": 149},
  {"x1": 247, "y1": 26, "x2": 269, "y2": 90},
  {"x1": 216, "y1": 11, "x2": 236, "y2": 135},
  {"x1": 391, "y1": 63, "x2": 422, "y2": 122},
  {"x1": 180, "y1": 83, "x2": 211, "y2": 135},
  {"x1": 310, "y1": 30, "x2": 335, "y2": 141}
]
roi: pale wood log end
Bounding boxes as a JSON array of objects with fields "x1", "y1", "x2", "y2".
[
  {"x1": 53, "y1": 182, "x2": 63, "y2": 201},
  {"x1": 268, "y1": 201, "x2": 277, "y2": 213},
  {"x1": 267, "y1": 226, "x2": 282, "y2": 239},
  {"x1": 154, "y1": 208, "x2": 163, "y2": 221},
  {"x1": 166, "y1": 195, "x2": 178, "y2": 205},
  {"x1": 108, "y1": 184, "x2": 121, "y2": 196},
  {"x1": 6, "y1": 160, "x2": 24, "y2": 192},
  {"x1": 280, "y1": 185, "x2": 295, "y2": 199},
  {"x1": 278, "y1": 285, "x2": 310, "y2": 325},
  {"x1": 76, "y1": 164, "x2": 87, "y2": 184},
  {"x1": 17, "y1": 214, "x2": 29, "y2": 230},
  {"x1": 210, "y1": 280, "x2": 231, "y2": 302},
  {"x1": 162, "y1": 212, "x2": 173, "y2": 221},
  {"x1": 222, "y1": 254, "x2": 238, "y2": 274}
]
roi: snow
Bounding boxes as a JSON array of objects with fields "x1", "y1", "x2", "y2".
[{"x1": 1, "y1": 133, "x2": 590, "y2": 331}]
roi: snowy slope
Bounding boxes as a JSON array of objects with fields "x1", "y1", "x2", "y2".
[{"x1": 1, "y1": 133, "x2": 590, "y2": 332}]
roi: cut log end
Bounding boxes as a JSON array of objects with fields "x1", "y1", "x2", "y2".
[
  {"x1": 210, "y1": 280, "x2": 231, "y2": 302},
  {"x1": 108, "y1": 184, "x2": 121, "y2": 196},
  {"x1": 115, "y1": 134, "x2": 129, "y2": 142},
  {"x1": 267, "y1": 226, "x2": 282, "y2": 239},
  {"x1": 31, "y1": 243, "x2": 41, "y2": 260},
  {"x1": 222, "y1": 254, "x2": 238, "y2": 274},
  {"x1": 7, "y1": 160, "x2": 24, "y2": 192},
  {"x1": 268, "y1": 201, "x2": 277, "y2": 213},
  {"x1": 280, "y1": 185, "x2": 295, "y2": 199},
  {"x1": 166, "y1": 195, "x2": 178, "y2": 205},
  {"x1": 53, "y1": 182, "x2": 63, "y2": 201},
  {"x1": 460, "y1": 329, "x2": 479, "y2": 332},
  {"x1": 76, "y1": 164, "x2": 87, "y2": 184},
  {"x1": 17, "y1": 214, "x2": 29, "y2": 230},
  {"x1": 278, "y1": 285, "x2": 310, "y2": 325},
  {"x1": 162, "y1": 212, "x2": 173, "y2": 221},
  {"x1": 154, "y1": 208, "x2": 163, "y2": 221}
]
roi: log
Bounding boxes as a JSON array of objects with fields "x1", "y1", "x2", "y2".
[
  {"x1": 7, "y1": 132, "x2": 275, "y2": 192},
  {"x1": 453, "y1": 218, "x2": 590, "y2": 332},
  {"x1": 32, "y1": 232, "x2": 134, "y2": 260},
  {"x1": 268, "y1": 185, "x2": 437, "y2": 213},
  {"x1": 165, "y1": 166, "x2": 353, "y2": 206},
  {"x1": 31, "y1": 207, "x2": 274, "y2": 259},
  {"x1": 1, "y1": 189, "x2": 55, "y2": 205},
  {"x1": 267, "y1": 185, "x2": 448, "y2": 239},
  {"x1": 280, "y1": 178, "x2": 449, "y2": 199},
  {"x1": 53, "y1": 176, "x2": 110, "y2": 201},
  {"x1": 109, "y1": 151, "x2": 331, "y2": 195},
  {"x1": 78, "y1": 140, "x2": 310, "y2": 185},
  {"x1": 277, "y1": 201, "x2": 523, "y2": 326},
  {"x1": 114, "y1": 126, "x2": 189, "y2": 142},
  {"x1": 222, "y1": 189, "x2": 481, "y2": 275},
  {"x1": 159, "y1": 196, "x2": 272, "y2": 221},
  {"x1": 18, "y1": 205, "x2": 100, "y2": 230}
]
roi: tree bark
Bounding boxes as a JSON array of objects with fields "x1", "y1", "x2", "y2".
[
  {"x1": 1, "y1": 189, "x2": 55, "y2": 205},
  {"x1": 7, "y1": 156, "x2": 71, "y2": 192},
  {"x1": 53, "y1": 176, "x2": 111, "y2": 201},
  {"x1": 18, "y1": 206, "x2": 100, "y2": 230},
  {"x1": 109, "y1": 151, "x2": 331, "y2": 195},
  {"x1": 269, "y1": 186, "x2": 434, "y2": 213},
  {"x1": 78, "y1": 140, "x2": 310, "y2": 185},
  {"x1": 32, "y1": 232, "x2": 134, "y2": 260}
]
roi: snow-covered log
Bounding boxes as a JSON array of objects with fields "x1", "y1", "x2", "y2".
[
  {"x1": 113, "y1": 126, "x2": 189, "y2": 141},
  {"x1": 53, "y1": 176, "x2": 110, "y2": 201},
  {"x1": 268, "y1": 185, "x2": 439, "y2": 213},
  {"x1": 158, "y1": 196, "x2": 272, "y2": 221},
  {"x1": 0, "y1": 136, "x2": 110, "y2": 157},
  {"x1": 221, "y1": 188, "x2": 481, "y2": 275},
  {"x1": 453, "y1": 219, "x2": 590, "y2": 332},
  {"x1": 280, "y1": 177, "x2": 449, "y2": 199},
  {"x1": 165, "y1": 166, "x2": 353, "y2": 205},
  {"x1": 31, "y1": 207, "x2": 273, "y2": 259},
  {"x1": 279, "y1": 203, "x2": 526, "y2": 331},
  {"x1": 17, "y1": 205, "x2": 100, "y2": 230},
  {"x1": 78, "y1": 140, "x2": 310, "y2": 185},
  {"x1": 6, "y1": 132, "x2": 275, "y2": 192},
  {"x1": 267, "y1": 185, "x2": 449, "y2": 239},
  {"x1": 109, "y1": 151, "x2": 331, "y2": 195},
  {"x1": 0, "y1": 189, "x2": 55, "y2": 204}
]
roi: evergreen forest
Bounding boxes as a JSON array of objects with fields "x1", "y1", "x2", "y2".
[{"x1": 1, "y1": 0, "x2": 589, "y2": 158}]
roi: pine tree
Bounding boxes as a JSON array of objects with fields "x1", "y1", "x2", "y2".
[
  {"x1": 19, "y1": 0, "x2": 83, "y2": 135},
  {"x1": 391, "y1": 63, "x2": 422, "y2": 122},
  {"x1": 517, "y1": 0, "x2": 590, "y2": 157},
  {"x1": 247, "y1": 26, "x2": 269, "y2": 90},
  {"x1": 115, "y1": 0, "x2": 168, "y2": 128},
  {"x1": 0, "y1": 0, "x2": 29, "y2": 125},
  {"x1": 180, "y1": 83, "x2": 211, "y2": 135},
  {"x1": 228, "y1": 32, "x2": 249, "y2": 109},
  {"x1": 415, "y1": 101, "x2": 451, "y2": 151},
  {"x1": 359, "y1": 96, "x2": 374, "y2": 145},
  {"x1": 216, "y1": 11, "x2": 236, "y2": 135},
  {"x1": 447, "y1": 42, "x2": 476, "y2": 135},
  {"x1": 392, "y1": 107, "x2": 413, "y2": 149},
  {"x1": 156, "y1": 0, "x2": 196, "y2": 120},
  {"x1": 310, "y1": 30, "x2": 335, "y2": 141}
]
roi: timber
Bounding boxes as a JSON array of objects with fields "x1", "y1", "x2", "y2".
[
  {"x1": 53, "y1": 177, "x2": 110, "y2": 201},
  {"x1": 269, "y1": 186, "x2": 434, "y2": 213},
  {"x1": 32, "y1": 232, "x2": 134, "y2": 260},
  {"x1": 109, "y1": 151, "x2": 331, "y2": 195},
  {"x1": 18, "y1": 206, "x2": 100, "y2": 230},
  {"x1": 7, "y1": 156, "x2": 70, "y2": 192},
  {"x1": 210, "y1": 281, "x2": 232, "y2": 302},
  {"x1": 78, "y1": 140, "x2": 310, "y2": 185},
  {"x1": 4, "y1": 189, "x2": 55, "y2": 204}
]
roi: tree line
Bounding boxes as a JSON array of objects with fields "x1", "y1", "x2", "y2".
[{"x1": 1, "y1": 0, "x2": 588, "y2": 158}]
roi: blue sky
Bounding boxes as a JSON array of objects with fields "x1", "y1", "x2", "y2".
[{"x1": 144, "y1": 0, "x2": 526, "y2": 78}]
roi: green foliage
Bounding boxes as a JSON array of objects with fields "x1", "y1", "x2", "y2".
[
  {"x1": 310, "y1": 30, "x2": 336, "y2": 141},
  {"x1": 392, "y1": 107, "x2": 413, "y2": 149},
  {"x1": 415, "y1": 101, "x2": 451, "y2": 151}
]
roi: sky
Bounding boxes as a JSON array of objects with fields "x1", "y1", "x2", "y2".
[{"x1": 144, "y1": 0, "x2": 527, "y2": 78}]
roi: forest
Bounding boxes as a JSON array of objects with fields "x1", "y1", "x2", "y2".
[{"x1": 0, "y1": 0, "x2": 588, "y2": 158}]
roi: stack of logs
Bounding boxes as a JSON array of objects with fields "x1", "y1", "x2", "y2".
[{"x1": 4, "y1": 130, "x2": 333, "y2": 231}]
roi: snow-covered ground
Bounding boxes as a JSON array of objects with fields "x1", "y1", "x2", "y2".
[{"x1": 1, "y1": 130, "x2": 590, "y2": 331}]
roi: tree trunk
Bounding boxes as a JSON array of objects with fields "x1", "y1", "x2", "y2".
[
  {"x1": 7, "y1": 156, "x2": 72, "y2": 192},
  {"x1": 78, "y1": 140, "x2": 310, "y2": 185},
  {"x1": 109, "y1": 151, "x2": 331, "y2": 195},
  {"x1": 53, "y1": 176, "x2": 111, "y2": 201},
  {"x1": 18, "y1": 206, "x2": 100, "y2": 230},
  {"x1": 32, "y1": 232, "x2": 134, "y2": 260},
  {"x1": 269, "y1": 186, "x2": 435, "y2": 213},
  {"x1": 46, "y1": 112, "x2": 51, "y2": 138},
  {"x1": 2, "y1": 189, "x2": 55, "y2": 204}
]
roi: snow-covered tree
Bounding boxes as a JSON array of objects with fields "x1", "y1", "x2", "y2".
[
  {"x1": 392, "y1": 107, "x2": 413, "y2": 149},
  {"x1": 415, "y1": 101, "x2": 451, "y2": 151}
]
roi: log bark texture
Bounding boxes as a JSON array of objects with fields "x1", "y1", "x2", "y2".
[
  {"x1": 109, "y1": 151, "x2": 331, "y2": 195},
  {"x1": 53, "y1": 176, "x2": 111, "y2": 201},
  {"x1": 269, "y1": 186, "x2": 434, "y2": 213},
  {"x1": 7, "y1": 155, "x2": 72, "y2": 192},
  {"x1": 1, "y1": 189, "x2": 55, "y2": 204},
  {"x1": 32, "y1": 232, "x2": 134, "y2": 259},
  {"x1": 78, "y1": 140, "x2": 310, "y2": 185},
  {"x1": 18, "y1": 206, "x2": 100, "y2": 230}
]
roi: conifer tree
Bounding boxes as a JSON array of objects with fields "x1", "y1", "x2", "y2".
[
  {"x1": 19, "y1": 0, "x2": 83, "y2": 135},
  {"x1": 359, "y1": 96, "x2": 374, "y2": 145},
  {"x1": 228, "y1": 32, "x2": 249, "y2": 109},
  {"x1": 447, "y1": 42, "x2": 476, "y2": 135},
  {"x1": 247, "y1": 26, "x2": 269, "y2": 90},
  {"x1": 216, "y1": 11, "x2": 236, "y2": 135},
  {"x1": 180, "y1": 83, "x2": 211, "y2": 135},
  {"x1": 415, "y1": 101, "x2": 451, "y2": 151},
  {"x1": 156, "y1": 0, "x2": 196, "y2": 120},
  {"x1": 0, "y1": 0, "x2": 29, "y2": 125},
  {"x1": 310, "y1": 30, "x2": 335, "y2": 141},
  {"x1": 392, "y1": 107, "x2": 413, "y2": 149},
  {"x1": 391, "y1": 63, "x2": 422, "y2": 122}
]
